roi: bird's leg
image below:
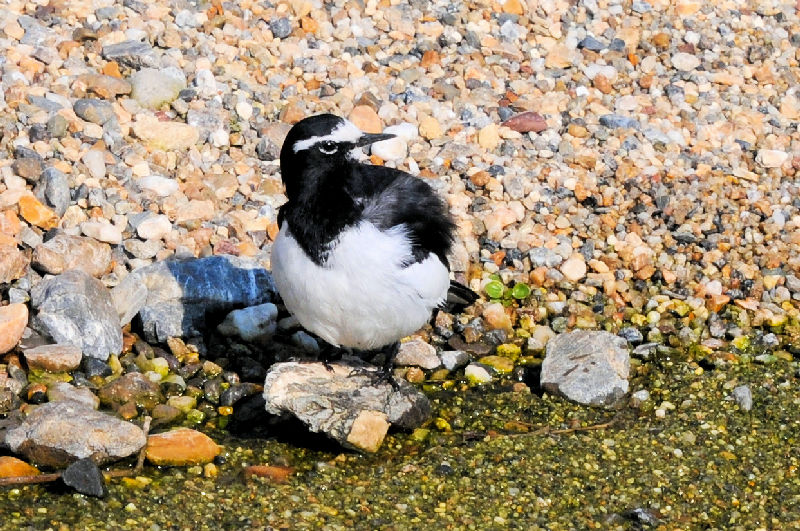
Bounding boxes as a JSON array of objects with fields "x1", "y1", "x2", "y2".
[
  {"x1": 375, "y1": 342, "x2": 400, "y2": 390},
  {"x1": 319, "y1": 342, "x2": 343, "y2": 372}
]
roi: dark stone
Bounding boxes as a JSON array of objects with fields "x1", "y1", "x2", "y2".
[
  {"x1": 618, "y1": 327, "x2": 644, "y2": 344},
  {"x1": 101, "y1": 40, "x2": 157, "y2": 68},
  {"x1": 62, "y1": 458, "x2": 107, "y2": 497},
  {"x1": 220, "y1": 382, "x2": 262, "y2": 407},
  {"x1": 82, "y1": 357, "x2": 113, "y2": 378},
  {"x1": 73, "y1": 99, "x2": 115, "y2": 125},
  {"x1": 599, "y1": 114, "x2": 639, "y2": 129}
]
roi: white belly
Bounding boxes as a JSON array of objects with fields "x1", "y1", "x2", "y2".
[{"x1": 270, "y1": 221, "x2": 449, "y2": 349}]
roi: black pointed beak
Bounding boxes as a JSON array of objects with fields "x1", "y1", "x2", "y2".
[{"x1": 356, "y1": 133, "x2": 395, "y2": 147}]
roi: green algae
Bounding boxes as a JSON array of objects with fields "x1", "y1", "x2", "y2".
[{"x1": 1, "y1": 358, "x2": 798, "y2": 530}]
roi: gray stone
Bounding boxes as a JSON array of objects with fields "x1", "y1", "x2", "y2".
[
  {"x1": 541, "y1": 330, "x2": 630, "y2": 406},
  {"x1": 270, "y1": 17, "x2": 292, "y2": 39},
  {"x1": 130, "y1": 67, "x2": 187, "y2": 109},
  {"x1": 123, "y1": 238, "x2": 162, "y2": 260},
  {"x1": 439, "y1": 350, "x2": 469, "y2": 371},
  {"x1": 46, "y1": 382, "x2": 100, "y2": 410},
  {"x1": 34, "y1": 167, "x2": 70, "y2": 216},
  {"x1": 217, "y1": 303, "x2": 278, "y2": 345},
  {"x1": 786, "y1": 275, "x2": 800, "y2": 292},
  {"x1": 110, "y1": 277, "x2": 149, "y2": 327},
  {"x1": 263, "y1": 361, "x2": 431, "y2": 452},
  {"x1": 578, "y1": 35, "x2": 604, "y2": 51},
  {"x1": 116, "y1": 255, "x2": 277, "y2": 342},
  {"x1": 732, "y1": 385, "x2": 753, "y2": 411},
  {"x1": 529, "y1": 247, "x2": 563, "y2": 267},
  {"x1": 395, "y1": 339, "x2": 441, "y2": 369},
  {"x1": 599, "y1": 114, "x2": 639, "y2": 129},
  {"x1": 30, "y1": 269, "x2": 122, "y2": 361},
  {"x1": 62, "y1": 458, "x2": 107, "y2": 497},
  {"x1": 47, "y1": 114, "x2": 68, "y2": 138},
  {"x1": 4, "y1": 401, "x2": 146, "y2": 467},
  {"x1": 73, "y1": 99, "x2": 115, "y2": 125},
  {"x1": 32, "y1": 234, "x2": 112, "y2": 278},
  {"x1": 101, "y1": 40, "x2": 158, "y2": 68}
]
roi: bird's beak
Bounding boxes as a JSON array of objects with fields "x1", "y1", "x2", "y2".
[{"x1": 356, "y1": 133, "x2": 395, "y2": 147}]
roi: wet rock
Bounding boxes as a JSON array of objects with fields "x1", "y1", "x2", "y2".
[
  {"x1": 464, "y1": 363, "x2": 493, "y2": 384},
  {"x1": 130, "y1": 67, "x2": 187, "y2": 109},
  {"x1": 439, "y1": 350, "x2": 469, "y2": 371},
  {"x1": 46, "y1": 382, "x2": 100, "y2": 409},
  {"x1": 732, "y1": 385, "x2": 753, "y2": 411},
  {"x1": 395, "y1": 339, "x2": 441, "y2": 370},
  {"x1": 23, "y1": 344, "x2": 82, "y2": 372},
  {"x1": 32, "y1": 234, "x2": 111, "y2": 277},
  {"x1": 31, "y1": 269, "x2": 122, "y2": 361},
  {"x1": 145, "y1": 428, "x2": 221, "y2": 466},
  {"x1": 61, "y1": 458, "x2": 107, "y2": 497},
  {"x1": 101, "y1": 40, "x2": 157, "y2": 68},
  {"x1": 217, "y1": 303, "x2": 278, "y2": 345},
  {"x1": 0, "y1": 303, "x2": 28, "y2": 354},
  {"x1": 4, "y1": 401, "x2": 145, "y2": 467},
  {"x1": 541, "y1": 330, "x2": 630, "y2": 406},
  {"x1": 263, "y1": 361, "x2": 431, "y2": 452},
  {"x1": 0, "y1": 456, "x2": 40, "y2": 478},
  {"x1": 98, "y1": 372, "x2": 161, "y2": 408},
  {"x1": 73, "y1": 99, "x2": 115, "y2": 125},
  {"x1": 117, "y1": 255, "x2": 276, "y2": 343}
]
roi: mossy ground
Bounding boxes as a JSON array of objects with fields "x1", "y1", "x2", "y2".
[{"x1": 1, "y1": 357, "x2": 798, "y2": 530}]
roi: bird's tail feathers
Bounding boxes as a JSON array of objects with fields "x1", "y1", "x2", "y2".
[{"x1": 440, "y1": 280, "x2": 479, "y2": 314}]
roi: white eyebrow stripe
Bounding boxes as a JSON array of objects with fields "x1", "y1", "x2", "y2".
[{"x1": 292, "y1": 120, "x2": 363, "y2": 152}]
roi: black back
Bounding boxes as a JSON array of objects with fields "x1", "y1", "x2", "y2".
[{"x1": 278, "y1": 114, "x2": 454, "y2": 268}]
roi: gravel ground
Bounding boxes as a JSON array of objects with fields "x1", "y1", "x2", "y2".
[{"x1": 1, "y1": 0, "x2": 800, "y2": 528}]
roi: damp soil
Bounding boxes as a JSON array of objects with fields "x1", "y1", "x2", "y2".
[{"x1": 1, "y1": 355, "x2": 798, "y2": 530}]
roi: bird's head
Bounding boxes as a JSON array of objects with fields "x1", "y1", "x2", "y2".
[{"x1": 279, "y1": 114, "x2": 394, "y2": 198}]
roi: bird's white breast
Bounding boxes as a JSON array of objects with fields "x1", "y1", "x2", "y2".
[{"x1": 270, "y1": 220, "x2": 449, "y2": 349}]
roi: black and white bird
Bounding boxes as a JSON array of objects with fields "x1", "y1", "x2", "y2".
[{"x1": 271, "y1": 114, "x2": 477, "y2": 378}]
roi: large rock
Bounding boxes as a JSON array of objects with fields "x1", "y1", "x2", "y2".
[
  {"x1": 0, "y1": 303, "x2": 27, "y2": 355},
  {"x1": 541, "y1": 330, "x2": 630, "y2": 407},
  {"x1": 114, "y1": 255, "x2": 276, "y2": 343},
  {"x1": 30, "y1": 269, "x2": 122, "y2": 360},
  {"x1": 263, "y1": 361, "x2": 431, "y2": 453},
  {"x1": 32, "y1": 234, "x2": 112, "y2": 277},
  {"x1": 4, "y1": 401, "x2": 146, "y2": 467}
]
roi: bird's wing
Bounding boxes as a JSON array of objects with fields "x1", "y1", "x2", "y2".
[{"x1": 351, "y1": 165, "x2": 455, "y2": 267}]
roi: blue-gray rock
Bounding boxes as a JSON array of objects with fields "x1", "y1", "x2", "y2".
[
  {"x1": 618, "y1": 327, "x2": 644, "y2": 344},
  {"x1": 270, "y1": 17, "x2": 292, "y2": 39},
  {"x1": 631, "y1": 1, "x2": 652, "y2": 13},
  {"x1": 18, "y1": 15, "x2": 50, "y2": 46},
  {"x1": 62, "y1": 458, "x2": 107, "y2": 497},
  {"x1": 732, "y1": 385, "x2": 753, "y2": 411},
  {"x1": 34, "y1": 167, "x2": 70, "y2": 216},
  {"x1": 263, "y1": 361, "x2": 431, "y2": 452},
  {"x1": 608, "y1": 38, "x2": 626, "y2": 51},
  {"x1": 599, "y1": 114, "x2": 639, "y2": 129},
  {"x1": 115, "y1": 255, "x2": 277, "y2": 343},
  {"x1": 529, "y1": 247, "x2": 563, "y2": 267},
  {"x1": 541, "y1": 330, "x2": 630, "y2": 407},
  {"x1": 101, "y1": 40, "x2": 158, "y2": 68},
  {"x1": 4, "y1": 401, "x2": 146, "y2": 467},
  {"x1": 31, "y1": 269, "x2": 122, "y2": 361},
  {"x1": 73, "y1": 99, "x2": 115, "y2": 125},
  {"x1": 578, "y1": 36, "x2": 605, "y2": 51},
  {"x1": 28, "y1": 95, "x2": 63, "y2": 113}
]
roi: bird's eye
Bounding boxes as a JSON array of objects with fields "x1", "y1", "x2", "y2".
[{"x1": 318, "y1": 141, "x2": 338, "y2": 154}]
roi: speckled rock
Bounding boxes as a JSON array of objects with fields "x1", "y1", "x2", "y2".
[
  {"x1": 263, "y1": 361, "x2": 431, "y2": 452},
  {"x1": 541, "y1": 331, "x2": 630, "y2": 407},
  {"x1": 4, "y1": 401, "x2": 146, "y2": 467}
]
